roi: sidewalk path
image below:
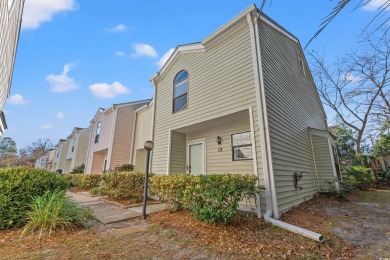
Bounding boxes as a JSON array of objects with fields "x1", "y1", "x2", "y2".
[{"x1": 67, "y1": 191, "x2": 167, "y2": 224}]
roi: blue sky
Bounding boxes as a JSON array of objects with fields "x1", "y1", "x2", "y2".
[{"x1": 4, "y1": 0, "x2": 386, "y2": 150}]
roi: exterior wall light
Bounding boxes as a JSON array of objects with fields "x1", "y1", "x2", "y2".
[
  {"x1": 142, "y1": 140, "x2": 154, "y2": 219},
  {"x1": 216, "y1": 136, "x2": 222, "y2": 145}
]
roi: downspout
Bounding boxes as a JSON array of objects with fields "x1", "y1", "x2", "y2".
[
  {"x1": 151, "y1": 78, "x2": 158, "y2": 173},
  {"x1": 107, "y1": 105, "x2": 118, "y2": 171},
  {"x1": 309, "y1": 132, "x2": 321, "y2": 191},
  {"x1": 85, "y1": 124, "x2": 94, "y2": 173},
  {"x1": 251, "y1": 11, "x2": 324, "y2": 242}
]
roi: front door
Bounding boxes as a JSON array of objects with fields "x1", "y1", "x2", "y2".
[{"x1": 188, "y1": 142, "x2": 204, "y2": 175}]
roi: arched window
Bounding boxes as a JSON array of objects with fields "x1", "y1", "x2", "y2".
[
  {"x1": 95, "y1": 122, "x2": 101, "y2": 143},
  {"x1": 173, "y1": 70, "x2": 188, "y2": 113}
]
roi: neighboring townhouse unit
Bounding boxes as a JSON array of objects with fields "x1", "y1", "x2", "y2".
[
  {"x1": 85, "y1": 100, "x2": 151, "y2": 173},
  {"x1": 35, "y1": 149, "x2": 56, "y2": 171},
  {"x1": 64, "y1": 127, "x2": 91, "y2": 173},
  {"x1": 150, "y1": 4, "x2": 339, "y2": 220},
  {"x1": 0, "y1": 0, "x2": 24, "y2": 137},
  {"x1": 51, "y1": 139, "x2": 69, "y2": 173},
  {"x1": 131, "y1": 100, "x2": 154, "y2": 172}
]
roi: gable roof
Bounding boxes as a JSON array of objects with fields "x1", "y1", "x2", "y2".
[
  {"x1": 150, "y1": 4, "x2": 300, "y2": 83},
  {"x1": 89, "y1": 99, "x2": 152, "y2": 123}
]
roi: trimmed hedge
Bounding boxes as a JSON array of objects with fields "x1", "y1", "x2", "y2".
[
  {"x1": 150, "y1": 174, "x2": 262, "y2": 224},
  {"x1": 102, "y1": 172, "x2": 150, "y2": 202},
  {"x1": 0, "y1": 167, "x2": 69, "y2": 229},
  {"x1": 64, "y1": 174, "x2": 102, "y2": 190},
  {"x1": 149, "y1": 174, "x2": 194, "y2": 211}
]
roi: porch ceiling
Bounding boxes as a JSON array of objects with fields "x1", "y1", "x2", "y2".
[{"x1": 174, "y1": 109, "x2": 249, "y2": 134}]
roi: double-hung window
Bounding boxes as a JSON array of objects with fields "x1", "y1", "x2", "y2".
[
  {"x1": 231, "y1": 132, "x2": 253, "y2": 161},
  {"x1": 173, "y1": 70, "x2": 188, "y2": 113}
]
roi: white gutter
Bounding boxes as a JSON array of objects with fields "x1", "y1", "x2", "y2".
[{"x1": 251, "y1": 11, "x2": 324, "y2": 243}]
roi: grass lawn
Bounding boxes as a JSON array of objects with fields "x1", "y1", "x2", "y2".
[{"x1": 0, "y1": 190, "x2": 388, "y2": 259}]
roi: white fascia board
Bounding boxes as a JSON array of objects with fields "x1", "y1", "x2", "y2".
[
  {"x1": 203, "y1": 4, "x2": 257, "y2": 45},
  {"x1": 152, "y1": 43, "x2": 205, "y2": 82},
  {"x1": 90, "y1": 108, "x2": 105, "y2": 123},
  {"x1": 258, "y1": 15, "x2": 299, "y2": 43}
]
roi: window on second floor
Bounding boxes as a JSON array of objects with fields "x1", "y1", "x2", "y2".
[
  {"x1": 95, "y1": 122, "x2": 101, "y2": 143},
  {"x1": 173, "y1": 70, "x2": 188, "y2": 113}
]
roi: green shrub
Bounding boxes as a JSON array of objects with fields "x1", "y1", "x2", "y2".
[
  {"x1": 150, "y1": 174, "x2": 194, "y2": 211},
  {"x1": 0, "y1": 167, "x2": 69, "y2": 229},
  {"x1": 114, "y1": 164, "x2": 134, "y2": 172},
  {"x1": 346, "y1": 166, "x2": 375, "y2": 189},
  {"x1": 185, "y1": 174, "x2": 260, "y2": 224},
  {"x1": 22, "y1": 190, "x2": 94, "y2": 238},
  {"x1": 64, "y1": 174, "x2": 102, "y2": 190},
  {"x1": 150, "y1": 174, "x2": 262, "y2": 224},
  {"x1": 101, "y1": 172, "x2": 147, "y2": 202},
  {"x1": 90, "y1": 187, "x2": 104, "y2": 196},
  {"x1": 71, "y1": 163, "x2": 85, "y2": 174}
]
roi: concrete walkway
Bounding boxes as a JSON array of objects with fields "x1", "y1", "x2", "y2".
[{"x1": 67, "y1": 191, "x2": 167, "y2": 224}]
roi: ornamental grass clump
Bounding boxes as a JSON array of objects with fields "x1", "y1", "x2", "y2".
[{"x1": 22, "y1": 190, "x2": 94, "y2": 238}]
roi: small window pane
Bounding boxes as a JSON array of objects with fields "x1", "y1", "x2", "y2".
[
  {"x1": 232, "y1": 132, "x2": 251, "y2": 146},
  {"x1": 173, "y1": 93, "x2": 187, "y2": 112},
  {"x1": 174, "y1": 79, "x2": 188, "y2": 97},
  {"x1": 233, "y1": 146, "x2": 253, "y2": 160},
  {"x1": 174, "y1": 71, "x2": 188, "y2": 84}
]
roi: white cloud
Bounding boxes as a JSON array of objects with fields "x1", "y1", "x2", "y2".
[
  {"x1": 107, "y1": 24, "x2": 127, "y2": 32},
  {"x1": 341, "y1": 73, "x2": 362, "y2": 82},
  {"x1": 8, "y1": 94, "x2": 26, "y2": 105},
  {"x1": 46, "y1": 64, "x2": 78, "y2": 93},
  {"x1": 56, "y1": 112, "x2": 64, "y2": 119},
  {"x1": 115, "y1": 51, "x2": 125, "y2": 57},
  {"x1": 22, "y1": 0, "x2": 76, "y2": 30},
  {"x1": 362, "y1": 0, "x2": 390, "y2": 11},
  {"x1": 89, "y1": 81, "x2": 130, "y2": 99},
  {"x1": 131, "y1": 43, "x2": 158, "y2": 58},
  {"x1": 40, "y1": 124, "x2": 53, "y2": 129},
  {"x1": 157, "y1": 48, "x2": 175, "y2": 68}
]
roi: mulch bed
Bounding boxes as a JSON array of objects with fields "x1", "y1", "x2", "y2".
[{"x1": 147, "y1": 197, "x2": 357, "y2": 259}]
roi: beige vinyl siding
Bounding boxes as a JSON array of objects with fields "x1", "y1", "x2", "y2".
[
  {"x1": 310, "y1": 134, "x2": 335, "y2": 189},
  {"x1": 0, "y1": 0, "x2": 23, "y2": 134},
  {"x1": 85, "y1": 110, "x2": 114, "y2": 173},
  {"x1": 91, "y1": 152, "x2": 106, "y2": 174},
  {"x1": 64, "y1": 159, "x2": 71, "y2": 173},
  {"x1": 57, "y1": 141, "x2": 69, "y2": 172},
  {"x1": 170, "y1": 131, "x2": 186, "y2": 174},
  {"x1": 134, "y1": 149, "x2": 147, "y2": 172},
  {"x1": 110, "y1": 106, "x2": 134, "y2": 169},
  {"x1": 74, "y1": 128, "x2": 91, "y2": 169},
  {"x1": 187, "y1": 113, "x2": 253, "y2": 174},
  {"x1": 258, "y1": 20, "x2": 327, "y2": 213},
  {"x1": 153, "y1": 19, "x2": 262, "y2": 179},
  {"x1": 133, "y1": 106, "x2": 153, "y2": 151}
]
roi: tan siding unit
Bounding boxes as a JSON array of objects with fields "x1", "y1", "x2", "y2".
[{"x1": 258, "y1": 20, "x2": 327, "y2": 213}]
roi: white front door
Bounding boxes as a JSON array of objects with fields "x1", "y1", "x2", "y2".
[{"x1": 189, "y1": 142, "x2": 204, "y2": 175}]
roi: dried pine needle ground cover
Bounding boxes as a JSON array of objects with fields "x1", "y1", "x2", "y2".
[
  {"x1": 1, "y1": 190, "x2": 389, "y2": 259},
  {"x1": 147, "y1": 202, "x2": 356, "y2": 259}
]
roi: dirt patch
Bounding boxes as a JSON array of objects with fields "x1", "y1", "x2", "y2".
[{"x1": 323, "y1": 190, "x2": 390, "y2": 259}]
